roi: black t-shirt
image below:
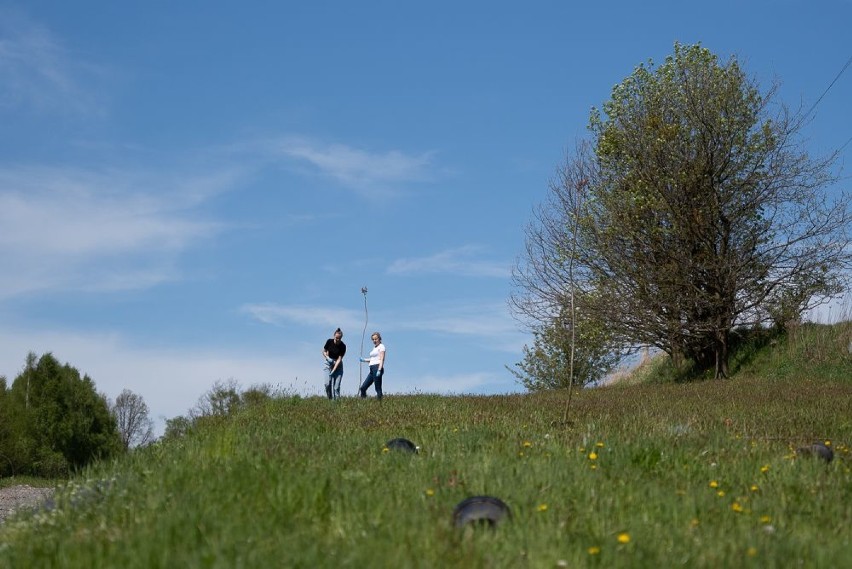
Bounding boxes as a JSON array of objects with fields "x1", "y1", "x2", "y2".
[{"x1": 324, "y1": 339, "x2": 346, "y2": 361}]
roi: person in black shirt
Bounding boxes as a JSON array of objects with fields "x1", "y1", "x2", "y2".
[{"x1": 322, "y1": 328, "x2": 346, "y2": 400}]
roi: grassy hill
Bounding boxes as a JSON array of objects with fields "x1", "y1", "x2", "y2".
[{"x1": 0, "y1": 323, "x2": 849, "y2": 568}]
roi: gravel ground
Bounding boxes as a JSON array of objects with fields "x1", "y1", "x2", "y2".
[{"x1": 0, "y1": 485, "x2": 55, "y2": 524}]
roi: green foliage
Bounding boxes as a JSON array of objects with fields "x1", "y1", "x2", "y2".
[
  {"x1": 1, "y1": 353, "x2": 121, "y2": 477},
  {"x1": 1, "y1": 375, "x2": 849, "y2": 567},
  {"x1": 162, "y1": 380, "x2": 282, "y2": 441},
  {"x1": 620, "y1": 319, "x2": 850, "y2": 386},
  {"x1": 510, "y1": 306, "x2": 618, "y2": 390},
  {"x1": 575, "y1": 42, "x2": 850, "y2": 378}
]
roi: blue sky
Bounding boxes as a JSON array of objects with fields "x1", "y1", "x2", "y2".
[{"x1": 1, "y1": 1, "x2": 850, "y2": 434}]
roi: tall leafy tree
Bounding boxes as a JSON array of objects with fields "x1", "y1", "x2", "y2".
[
  {"x1": 8, "y1": 352, "x2": 121, "y2": 475},
  {"x1": 514, "y1": 43, "x2": 851, "y2": 379},
  {"x1": 0, "y1": 376, "x2": 14, "y2": 476}
]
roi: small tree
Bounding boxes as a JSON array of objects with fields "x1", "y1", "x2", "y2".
[
  {"x1": 509, "y1": 305, "x2": 618, "y2": 390},
  {"x1": 111, "y1": 389, "x2": 155, "y2": 450},
  {"x1": 191, "y1": 379, "x2": 243, "y2": 419},
  {"x1": 163, "y1": 415, "x2": 193, "y2": 440}
]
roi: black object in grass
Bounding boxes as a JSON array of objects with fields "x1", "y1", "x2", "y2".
[
  {"x1": 452, "y1": 496, "x2": 511, "y2": 529},
  {"x1": 385, "y1": 438, "x2": 418, "y2": 453},
  {"x1": 796, "y1": 443, "x2": 834, "y2": 463}
]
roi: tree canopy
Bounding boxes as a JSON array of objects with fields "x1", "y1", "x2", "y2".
[
  {"x1": 513, "y1": 43, "x2": 851, "y2": 380},
  {"x1": 2, "y1": 352, "x2": 121, "y2": 476}
]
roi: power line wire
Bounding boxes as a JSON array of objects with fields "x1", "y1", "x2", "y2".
[{"x1": 803, "y1": 54, "x2": 852, "y2": 120}]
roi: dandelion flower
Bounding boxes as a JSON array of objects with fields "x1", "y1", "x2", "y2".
[
  {"x1": 617, "y1": 533, "x2": 631, "y2": 544},
  {"x1": 382, "y1": 447, "x2": 390, "y2": 453},
  {"x1": 596, "y1": 442, "x2": 605, "y2": 448},
  {"x1": 588, "y1": 452, "x2": 598, "y2": 460},
  {"x1": 587, "y1": 546, "x2": 601, "y2": 555},
  {"x1": 523, "y1": 441, "x2": 533, "y2": 448},
  {"x1": 760, "y1": 465, "x2": 770, "y2": 473},
  {"x1": 750, "y1": 485, "x2": 759, "y2": 492},
  {"x1": 425, "y1": 489, "x2": 435, "y2": 497},
  {"x1": 537, "y1": 503, "x2": 548, "y2": 512},
  {"x1": 759, "y1": 515, "x2": 772, "y2": 524},
  {"x1": 709, "y1": 480, "x2": 719, "y2": 488},
  {"x1": 731, "y1": 502, "x2": 744, "y2": 513},
  {"x1": 717, "y1": 490, "x2": 726, "y2": 497}
]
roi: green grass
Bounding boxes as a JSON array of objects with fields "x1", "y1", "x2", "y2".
[
  {"x1": 0, "y1": 476, "x2": 59, "y2": 490},
  {"x1": 1, "y1": 326, "x2": 850, "y2": 568}
]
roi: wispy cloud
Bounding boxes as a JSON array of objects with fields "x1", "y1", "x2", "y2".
[
  {"x1": 265, "y1": 136, "x2": 434, "y2": 198},
  {"x1": 241, "y1": 303, "x2": 364, "y2": 332},
  {"x1": 387, "y1": 245, "x2": 510, "y2": 278},
  {"x1": 0, "y1": 10, "x2": 105, "y2": 115},
  {"x1": 0, "y1": 165, "x2": 235, "y2": 298},
  {"x1": 397, "y1": 300, "x2": 527, "y2": 354}
]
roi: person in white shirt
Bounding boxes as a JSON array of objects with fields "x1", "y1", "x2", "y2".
[{"x1": 358, "y1": 332, "x2": 386, "y2": 400}]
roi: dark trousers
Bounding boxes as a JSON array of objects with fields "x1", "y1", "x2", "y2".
[{"x1": 359, "y1": 365, "x2": 383, "y2": 399}]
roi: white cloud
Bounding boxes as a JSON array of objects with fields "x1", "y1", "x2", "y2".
[
  {"x1": 0, "y1": 165, "x2": 235, "y2": 298},
  {"x1": 0, "y1": 10, "x2": 105, "y2": 115},
  {"x1": 241, "y1": 303, "x2": 364, "y2": 332},
  {"x1": 387, "y1": 245, "x2": 510, "y2": 278},
  {"x1": 398, "y1": 301, "x2": 527, "y2": 354},
  {"x1": 271, "y1": 136, "x2": 433, "y2": 198}
]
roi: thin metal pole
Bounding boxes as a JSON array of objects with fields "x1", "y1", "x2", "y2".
[{"x1": 360, "y1": 286, "x2": 368, "y2": 391}]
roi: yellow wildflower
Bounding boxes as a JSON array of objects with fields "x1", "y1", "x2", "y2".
[
  {"x1": 587, "y1": 546, "x2": 601, "y2": 555},
  {"x1": 617, "y1": 533, "x2": 631, "y2": 544},
  {"x1": 709, "y1": 480, "x2": 719, "y2": 488},
  {"x1": 731, "y1": 502, "x2": 744, "y2": 513},
  {"x1": 588, "y1": 451, "x2": 598, "y2": 460},
  {"x1": 425, "y1": 488, "x2": 435, "y2": 497},
  {"x1": 760, "y1": 465, "x2": 770, "y2": 473},
  {"x1": 537, "y1": 503, "x2": 548, "y2": 512}
]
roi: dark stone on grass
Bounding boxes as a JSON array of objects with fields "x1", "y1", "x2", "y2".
[
  {"x1": 796, "y1": 443, "x2": 834, "y2": 463},
  {"x1": 452, "y1": 496, "x2": 511, "y2": 529},
  {"x1": 385, "y1": 438, "x2": 418, "y2": 453}
]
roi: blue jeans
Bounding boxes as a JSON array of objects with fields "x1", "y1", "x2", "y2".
[
  {"x1": 359, "y1": 365, "x2": 383, "y2": 400},
  {"x1": 325, "y1": 363, "x2": 343, "y2": 400}
]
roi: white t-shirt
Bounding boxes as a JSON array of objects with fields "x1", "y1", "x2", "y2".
[{"x1": 369, "y1": 343, "x2": 386, "y2": 366}]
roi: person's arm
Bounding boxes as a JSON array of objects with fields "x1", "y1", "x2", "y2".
[
  {"x1": 331, "y1": 355, "x2": 343, "y2": 373},
  {"x1": 377, "y1": 346, "x2": 386, "y2": 371}
]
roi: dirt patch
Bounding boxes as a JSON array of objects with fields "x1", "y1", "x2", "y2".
[{"x1": 0, "y1": 485, "x2": 55, "y2": 524}]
